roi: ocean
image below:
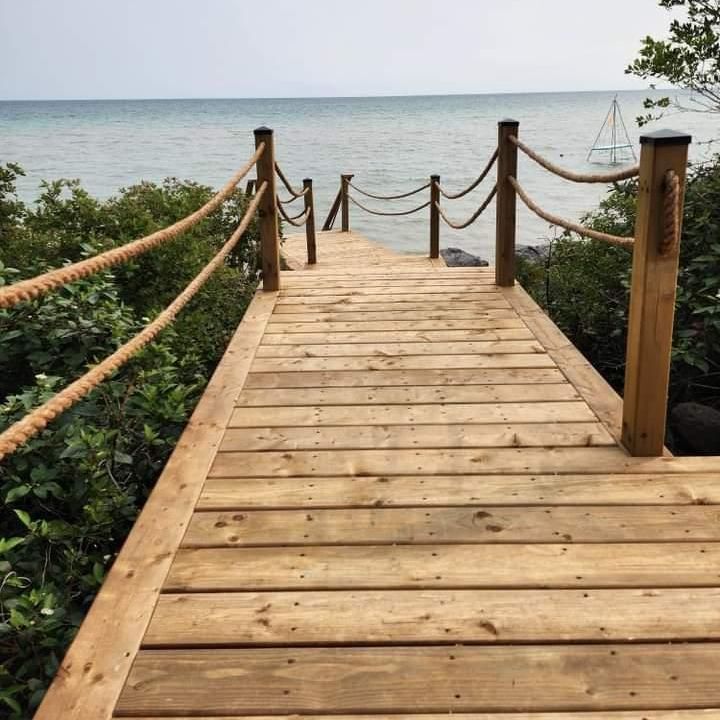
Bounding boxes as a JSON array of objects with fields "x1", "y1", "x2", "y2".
[{"x1": 1, "y1": 91, "x2": 716, "y2": 260}]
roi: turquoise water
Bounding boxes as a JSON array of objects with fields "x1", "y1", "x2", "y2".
[{"x1": 1, "y1": 91, "x2": 716, "y2": 260}]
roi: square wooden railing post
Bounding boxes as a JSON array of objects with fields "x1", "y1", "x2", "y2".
[
  {"x1": 303, "y1": 178, "x2": 317, "y2": 265},
  {"x1": 495, "y1": 119, "x2": 519, "y2": 286},
  {"x1": 341, "y1": 174, "x2": 353, "y2": 232},
  {"x1": 430, "y1": 174, "x2": 440, "y2": 259},
  {"x1": 254, "y1": 126, "x2": 280, "y2": 291},
  {"x1": 622, "y1": 129, "x2": 691, "y2": 456}
]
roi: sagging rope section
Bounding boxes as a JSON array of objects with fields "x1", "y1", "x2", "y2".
[
  {"x1": 0, "y1": 144, "x2": 265, "y2": 310},
  {"x1": 275, "y1": 162, "x2": 308, "y2": 200},
  {"x1": 0, "y1": 183, "x2": 268, "y2": 462},
  {"x1": 439, "y1": 149, "x2": 499, "y2": 200},
  {"x1": 348, "y1": 179, "x2": 430, "y2": 201},
  {"x1": 510, "y1": 135, "x2": 639, "y2": 184},
  {"x1": 347, "y1": 194, "x2": 431, "y2": 217},
  {"x1": 509, "y1": 176, "x2": 634, "y2": 248},
  {"x1": 436, "y1": 185, "x2": 497, "y2": 230},
  {"x1": 277, "y1": 199, "x2": 311, "y2": 227}
]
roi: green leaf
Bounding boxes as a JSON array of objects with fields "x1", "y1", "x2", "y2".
[{"x1": 5, "y1": 484, "x2": 31, "y2": 503}]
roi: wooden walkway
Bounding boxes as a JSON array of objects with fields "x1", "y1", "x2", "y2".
[{"x1": 38, "y1": 232, "x2": 720, "y2": 719}]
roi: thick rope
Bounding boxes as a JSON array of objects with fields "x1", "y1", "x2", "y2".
[
  {"x1": 347, "y1": 194, "x2": 430, "y2": 217},
  {"x1": 0, "y1": 183, "x2": 267, "y2": 462},
  {"x1": 347, "y1": 179, "x2": 430, "y2": 201},
  {"x1": 0, "y1": 145, "x2": 265, "y2": 310},
  {"x1": 510, "y1": 177, "x2": 634, "y2": 248},
  {"x1": 274, "y1": 162, "x2": 307, "y2": 199},
  {"x1": 438, "y1": 149, "x2": 499, "y2": 200},
  {"x1": 277, "y1": 200, "x2": 311, "y2": 227},
  {"x1": 277, "y1": 190, "x2": 308, "y2": 205},
  {"x1": 435, "y1": 185, "x2": 497, "y2": 230},
  {"x1": 510, "y1": 136, "x2": 639, "y2": 183},
  {"x1": 660, "y1": 170, "x2": 681, "y2": 255}
]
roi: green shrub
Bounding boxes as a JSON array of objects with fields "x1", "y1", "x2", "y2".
[
  {"x1": 0, "y1": 163, "x2": 260, "y2": 717},
  {"x1": 517, "y1": 157, "x2": 720, "y2": 440}
]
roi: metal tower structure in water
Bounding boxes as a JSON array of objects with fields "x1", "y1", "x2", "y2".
[{"x1": 588, "y1": 95, "x2": 637, "y2": 164}]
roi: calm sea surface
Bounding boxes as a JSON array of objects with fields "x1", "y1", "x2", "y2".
[{"x1": 1, "y1": 91, "x2": 717, "y2": 260}]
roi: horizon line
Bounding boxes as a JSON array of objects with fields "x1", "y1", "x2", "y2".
[{"x1": 0, "y1": 86, "x2": 673, "y2": 103}]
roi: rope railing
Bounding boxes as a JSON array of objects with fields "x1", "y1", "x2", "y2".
[
  {"x1": 435, "y1": 185, "x2": 497, "y2": 230},
  {"x1": 438, "y1": 149, "x2": 499, "y2": 199},
  {"x1": 0, "y1": 183, "x2": 268, "y2": 462},
  {"x1": 347, "y1": 194, "x2": 431, "y2": 217},
  {"x1": 509, "y1": 135, "x2": 639, "y2": 184},
  {"x1": 274, "y1": 162, "x2": 308, "y2": 200},
  {"x1": 0, "y1": 145, "x2": 265, "y2": 310},
  {"x1": 277, "y1": 199, "x2": 311, "y2": 227},
  {"x1": 509, "y1": 176, "x2": 634, "y2": 248},
  {"x1": 347, "y1": 179, "x2": 430, "y2": 201},
  {"x1": 661, "y1": 170, "x2": 681, "y2": 256}
]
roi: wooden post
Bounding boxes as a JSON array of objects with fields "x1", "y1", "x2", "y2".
[
  {"x1": 495, "y1": 119, "x2": 519, "y2": 287},
  {"x1": 341, "y1": 174, "x2": 353, "y2": 232},
  {"x1": 621, "y1": 129, "x2": 691, "y2": 456},
  {"x1": 254, "y1": 127, "x2": 280, "y2": 292},
  {"x1": 430, "y1": 174, "x2": 440, "y2": 259},
  {"x1": 303, "y1": 177, "x2": 317, "y2": 265}
]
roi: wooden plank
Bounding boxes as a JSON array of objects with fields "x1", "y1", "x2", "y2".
[
  {"x1": 272, "y1": 300, "x2": 512, "y2": 314},
  {"x1": 268, "y1": 308, "x2": 515, "y2": 322},
  {"x1": 502, "y1": 284, "x2": 626, "y2": 445},
  {"x1": 122, "y1": 712, "x2": 720, "y2": 720},
  {"x1": 244, "y1": 368, "x2": 567, "y2": 388},
  {"x1": 255, "y1": 340, "x2": 545, "y2": 357},
  {"x1": 276, "y1": 292, "x2": 505, "y2": 305},
  {"x1": 262, "y1": 328, "x2": 533, "y2": 343},
  {"x1": 265, "y1": 318, "x2": 526, "y2": 333},
  {"x1": 219, "y1": 423, "x2": 615, "y2": 451},
  {"x1": 250, "y1": 354, "x2": 557, "y2": 372},
  {"x1": 209, "y1": 446, "x2": 644, "y2": 477},
  {"x1": 227, "y1": 402, "x2": 595, "y2": 428},
  {"x1": 117, "y1": 644, "x2": 720, "y2": 714},
  {"x1": 236, "y1": 385, "x2": 580, "y2": 407},
  {"x1": 282, "y1": 277, "x2": 498, "y2": 288},
  {"x1": 198, "y1": 473, "x2": 720, "y2": 509},
  {"x1": 165, "y1": 543, "x2": 720, "y2": 591},
  {"x1": 33, "y1": 291, "x2": 278, "y2": 720},
  {"x1": 145, "y1": 587, "x2": 720, "y2": 645},
  {"x1": 182, "y1": 505, "x2": 720, "y2": 547},
  {"x1": 279, "y1": 284, "x2": 500, "y2": 296},
  {"x1": 234, "y1": 384, "x2": 578, "y2": 407},
  {"x1": 208, "y1": 448, "x2": 720, "y2": 479}
]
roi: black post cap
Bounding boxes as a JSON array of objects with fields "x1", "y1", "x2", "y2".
[
  {"x1": 431, "y1": 174, "x2": 440, "y2": 181},
  {"x1": 254, "y1": 126, "x2": 273, "y2": 135},
  {"x1": 303, "y1": 177, "x2": 312, "y2": 184},
  {"x1": 499, "y1": 118, "x2": 520, "y2": 127},
  {"x1": 640, "y1": 129, "x2": 692, "y2": 146}
]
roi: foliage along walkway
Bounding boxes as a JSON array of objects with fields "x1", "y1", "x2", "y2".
[{"x1": 36, "y1": 232, "x2": 720, "y2": 718}]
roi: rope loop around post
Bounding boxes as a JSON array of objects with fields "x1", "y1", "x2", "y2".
[
  {"x1": 347, "y1": 194, "x2": 431, "y2": 217},
  {"x1": 436, "y1": 185, "x2": 498, "y2": 230},
  {"x1": 510, "y1": 135, "x2": 640, "y2": 183},
  {"x1": 0, "y1": 182, "x2": 267, "y2": 462},
  {"x1": 660, "y1": 169, "x2": 681, "y2": 256},
  {"x1": 438, "y1": 149, "x2": 499, "y2": 200},
  {"x1": 0, "y1": 145, "x2": 265, "y2": 310},
  {"x1": 510, "y1": 176, "x2": 634, "y2": 248},
  {"x1": 347, "y1": 179, "x2": 431, "y2": 201}
]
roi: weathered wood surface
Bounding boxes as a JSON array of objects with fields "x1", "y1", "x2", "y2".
[{"x1": 37, "y1": 232, "x2": 720, "y2": 719}]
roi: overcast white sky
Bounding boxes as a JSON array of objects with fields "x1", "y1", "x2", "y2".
[{"x1": 0, "y1": 0, "x2": 674, "y2": 100}]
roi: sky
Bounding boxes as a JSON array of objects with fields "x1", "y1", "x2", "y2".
[{"x1": 0, "y1": 0, "x2": 675, "y2": 100}]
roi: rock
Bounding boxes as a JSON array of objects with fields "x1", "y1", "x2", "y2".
[
  {"x1": 516, "y1": 243, "x2": 550, "y2": 263},
  {"x1": 670, "y1": 402, "x2": 720, "y2": 454},
  {"x1": 440, "y1": 247, "x2": 489, "y2": 267}
]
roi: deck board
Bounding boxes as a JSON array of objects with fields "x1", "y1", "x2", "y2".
[{"x1": 34, "y1": 231, "x2": 720, "y2": 720}]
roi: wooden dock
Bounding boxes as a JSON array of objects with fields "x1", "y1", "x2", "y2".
[{"x1": 37, "y1": 230, "x2": 720, "y2": 719}]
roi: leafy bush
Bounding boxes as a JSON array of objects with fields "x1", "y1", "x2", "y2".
[
  {"x1": 0, "y1": 163, "x2": 261, "y2": 717},
  {"x1": 517, "y1": 157, "x2": 720, "y2": 444}
]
